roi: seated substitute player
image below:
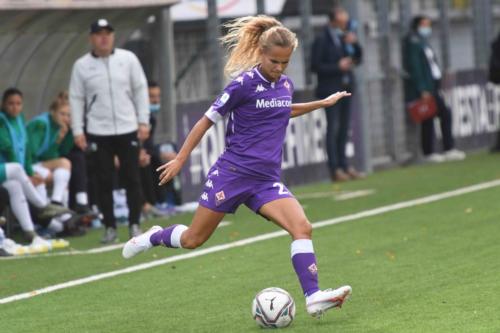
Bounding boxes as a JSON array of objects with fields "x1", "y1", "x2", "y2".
[{"x1": 123, "y1": 15, "x2": 352, "y2": 318}]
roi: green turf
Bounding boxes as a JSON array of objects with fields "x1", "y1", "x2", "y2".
[{"x1": 1, "y1": 152, "x2": 500, "y2": 332}]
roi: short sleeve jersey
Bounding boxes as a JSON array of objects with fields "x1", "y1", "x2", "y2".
[{"x1": 205, "y1": 67, "x2": 294, "y2": 180}]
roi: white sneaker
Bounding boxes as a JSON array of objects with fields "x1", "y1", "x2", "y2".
[
  {"x1": 122, "y1": 225, "x2": 162, "y2": 259},
  {"x1": 424, "y1": 153, "x2": 445, "y2": 163},
  {"x1": 29, "y1": 236, "x2": 52, "y2": 254},
  {"x1": 2, "y1": 238, "x2": 27, "y2": 256},
  {"x1": 443, "y1": 149, "x2": 466, "y2": 161},
  {"x1": 306, "y1": 285, "x2": 352, "y2": 318}
]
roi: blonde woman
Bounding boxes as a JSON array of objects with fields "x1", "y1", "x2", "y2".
[{"x1": 123, "y1": 16, "x2": 352, "y2": 318}]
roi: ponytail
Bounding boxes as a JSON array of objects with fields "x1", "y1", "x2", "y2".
[{"x1": 221, "y1": 15, "x2": 298, "y2": 77}]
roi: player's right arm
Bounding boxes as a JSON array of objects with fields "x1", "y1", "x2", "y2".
[
  {"x1": 157, "y1": 116, "x2": 213, "y2": 185},
  {"x1": 157, "y1": 77, "x2": 245, "y2": 185}
]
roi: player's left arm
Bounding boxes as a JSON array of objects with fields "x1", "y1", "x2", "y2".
[{"x1": 290, "y1": 91, "x2": 351, "y2": 118}]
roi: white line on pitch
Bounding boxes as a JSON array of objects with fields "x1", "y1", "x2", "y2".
[
  {"x1": 0, "y1": 221, "x2": 234, "y2": 261},
  {"x1": 1, "y1": 178, "x2": 500, "y2": 305}
]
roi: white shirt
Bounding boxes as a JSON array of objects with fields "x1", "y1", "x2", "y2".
[
  {"x1": 69, "y1": 48, "x2": 149, "y2": 136},
  {"x1": 423, "y1": 46, "x2": 442, "y2": 80}
]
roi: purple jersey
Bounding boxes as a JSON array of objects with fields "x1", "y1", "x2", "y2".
[{"x1": 205, "y1": 67, "x2": 294, "y2": 180}]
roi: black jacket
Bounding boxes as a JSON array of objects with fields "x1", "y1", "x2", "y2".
[{"x1": 311, "y1": 26, "x2": 362, "y2": 98}]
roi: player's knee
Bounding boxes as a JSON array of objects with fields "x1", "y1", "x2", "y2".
[
  {"x1": 59, "y1": 158, "x2": 72, "y2": 170},
  {"x1": 290, "y1": 218, "x2": 312, "y2": 239}
]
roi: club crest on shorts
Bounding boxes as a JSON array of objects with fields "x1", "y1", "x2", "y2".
[
  {"x1": 215, "y1": 190, "x2": 226, "y2": 205},
  {"x1": 308, "y1": 263, "x2": 318, "y2": 275}
]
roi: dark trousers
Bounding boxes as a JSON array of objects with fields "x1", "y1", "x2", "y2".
[
  {"x1": 421, "y1": 91, "x2": 454, "y2": 155},
  {"x1": 324, "y1": 97, "x2": 351, "y2": 173},
  {"x1": 66, "y1": 148, "x2": 88, "y2": 209},
  {"x1": 88, "y1": 132, "x2": 142, "y2": 228},
  {"x1": 140, "y1": 164, "x2": 156, "y2": 205}
]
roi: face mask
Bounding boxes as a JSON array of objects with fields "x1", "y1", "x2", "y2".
[
  {"x1": 418, "y1": 26, "x2": 432, "y2": 38},
  {"x1": 150, "y1": 103, "x2": 160, "y2": 113}
]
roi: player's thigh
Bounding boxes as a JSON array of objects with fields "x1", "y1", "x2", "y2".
[
  {"x1": 183, "y1": 205, "x2": 226, "y2": 245},
  {"x1": 40, "y1": 158, "x2": 71, "y2": 170},
  {"x1": 258, "y1": 197, "x2": 311, "y2": 239}
]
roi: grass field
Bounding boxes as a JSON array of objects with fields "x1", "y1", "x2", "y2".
[{"x1": 1, "y1": 152, "x2": 500, "y2": 332}]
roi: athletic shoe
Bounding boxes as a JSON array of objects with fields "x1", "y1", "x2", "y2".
[
  {"x1": 50, "y1": 239, "x2": 70, "y2": 249},
  {"x1": 101, "y1": 227, "x2": 118, "y2": 244},
  {"x1": 2, "y1": 239, "x2": 26, "y2": 256},
  {"x1": 122, "y1": 225, "x2": 162, "y2": 259},
  {"x1": 29, "y1": 235, "x2": 52, "y2": 254},
  {"x1": 37, "y1": 204, "x2": 72, "y2": 220},
  {"x1": 129, "y1": 224, "x2": 142, "y2": 238},
  {"x1": 424, "y1": 153, "x2": 445, "y2": 163},
  {"x1": 443, "y1": 149, "x2": 466, "y2": 161},
  {"x1": 306, "y1": 285, "x2": 352, "y2": 318},
  {"x1": 0, "y1": 247, "x2": 12, "y2": 257}
]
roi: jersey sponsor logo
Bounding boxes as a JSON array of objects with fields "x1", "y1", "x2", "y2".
[
  {"x1": 201, "y1": 192, "x2": 209, "y2": 201},
  {"x1": 210, "y1": 169, "x2": 219, "y2": 176},
  {"x1": 255, "y1": 84, "x2": 267, "y2": 93},
  {"x1": 205, "y1": 179, "x2": 214, "y2": 188},
  {"x1": 256, "y1": 98, "x2": 292, "y2": 109},
  {"x1": 246, "y1": 71, "x2": 255, "y2": 78},
  {"x1": 308, "y1": 263, "x2": 318, "y2": 275}
]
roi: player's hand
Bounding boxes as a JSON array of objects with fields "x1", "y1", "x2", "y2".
[
  {"x1": 74, "y1": 134, "x2": 87, "y2": 151},
  {"x1": 421, "y1": 91, "x2": 433, "y2": 100},
  {"x1": 137, "y1": 124, "x2": 150, "y2": 142},
  {"x1": 339, "y1": 57, "x2": 353, "y2": 71},
  {"x1": 344, "y1": 32, "x2": 357, "y2": 44},
  {"x1": 139, "y1": 148, "x2": 151, "y2": 167},
  {"x1": 157, "y1": 158, "x2": 183, "y2": 186},
  {"x1": 322, "y1": 91, "x2": 352, "y2": 108},
  {"x1": 30, "y1": 173, "x2": 45, "y2": 186}
]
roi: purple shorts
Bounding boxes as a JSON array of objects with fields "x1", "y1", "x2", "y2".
[{"x1": 198, "y1": 160, "x2": 294, "y2": 214}]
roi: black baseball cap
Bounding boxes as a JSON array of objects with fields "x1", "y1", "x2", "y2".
[{"x1": 90, "y1": 19, "x2": 114, "y2": 34}]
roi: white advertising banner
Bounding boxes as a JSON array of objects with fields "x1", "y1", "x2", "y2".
[{"x1": 171, "y1": 0, "x2": 286, "y2": 21}]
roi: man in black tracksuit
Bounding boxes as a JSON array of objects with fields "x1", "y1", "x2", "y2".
[{"x1": 69, "y1": 19, "x2": 150, "y2": 243}]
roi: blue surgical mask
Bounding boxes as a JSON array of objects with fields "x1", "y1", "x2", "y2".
[
  {"x1": 150, "y1": 103, "x2": 160, "y2": 113},
  {"x1": 418, "y1": 26, "x2": 432, "y2": 38}
]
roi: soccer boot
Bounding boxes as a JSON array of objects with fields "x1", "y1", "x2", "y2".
[
  {"x1": 122, "y1": 225, "x2": 162, "y2": 259},
  {"x1": 306, "y1": 285, "x2": 352, "y2": 318},
  {"x1": 101, "y1": 227, "x2": 119, "y2": 244}
]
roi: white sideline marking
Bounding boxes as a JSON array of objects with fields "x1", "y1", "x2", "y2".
[
  {"x1": 295, "y1": 189, "x2": 375, "y2": 201},
  {"x1": 0, "y1": 220, "x2": 235, "y2": 260},
  {"x1": 1, "y1": 179, "x2": 500, "y2": 305}
]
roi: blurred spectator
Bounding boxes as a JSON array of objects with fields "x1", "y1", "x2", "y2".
[
  {"x1": 139, "y1": 81, "x2": 167, "y2": 219},
  {"x1": 311, "y1": 6, "x2": 363, "y2": 182},
  {"x1": 27, "y1": 91, "x2": 73, "y2": 206},
  {"x1": 0, "y1": 88, "x2": 70, "y2": 249},
  {"x1": 0, "y1": 185, "x2": 10, "y2": 256},
  {"x1": 402, "y1": 15, "x2": 465, "y2": 163},
  {"x1": 69, "y1": 18, "x2": 150, "y2": 243},
  {"x1": 488, "y1": 31, "x2": 500, "y2": 151}
]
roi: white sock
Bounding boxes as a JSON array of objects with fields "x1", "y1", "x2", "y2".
[
  {"x1": 5, "y1": 163, "x2": 48, "y2": 207},
  {"x1": 36, "y1": 184, "x2": 48, "y2": 201},
  {"x1": 171, "y1": 225, "x2": 188, "y2": 248},
  {"x1": 2, "y1": 180, "x2": 36, "y2": 232},
  {"x1": 76, "y1": 192, "x2": 88, "y2": 206},
  {"x1": 290, "y1": 239, "x2": 315, "y2": 257},
  {"x1": 51, "y1": 168, "x2": 71, "y2": 204}
]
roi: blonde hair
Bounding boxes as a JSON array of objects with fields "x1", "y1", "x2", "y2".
[
  {"x1": 49, "y1": 91, "x2": 69, "y2": 112},
  {"x1": 221, "y1": 15, "x2": 298, "y2": 77}
]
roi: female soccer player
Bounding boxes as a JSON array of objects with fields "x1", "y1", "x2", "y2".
[{"x1": 123, "y1": 15, "x2": 352, "y2": 318}]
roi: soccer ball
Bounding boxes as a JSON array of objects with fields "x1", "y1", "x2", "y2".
[{"x1": 252, "y1": 287, "x2": 296, "y2": 328}]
